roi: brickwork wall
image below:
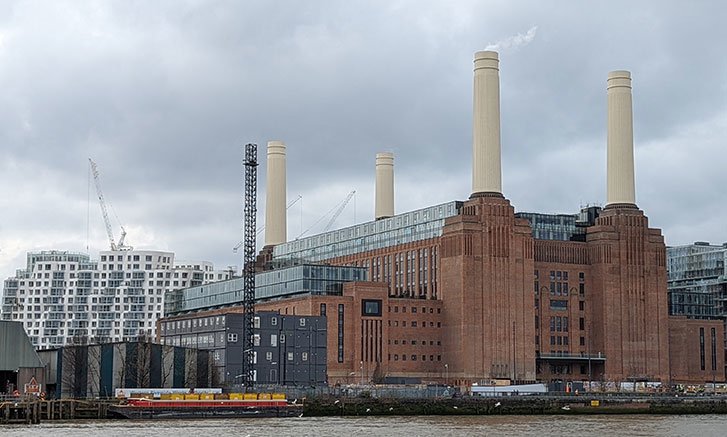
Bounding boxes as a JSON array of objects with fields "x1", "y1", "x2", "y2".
[{"x1": 669, "y1": 317, "x2": 725, "y2": 383}]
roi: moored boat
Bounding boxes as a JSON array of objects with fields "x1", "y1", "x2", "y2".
[{"x1": 109, "y1": 393, "x2": 303, "y2": 419}]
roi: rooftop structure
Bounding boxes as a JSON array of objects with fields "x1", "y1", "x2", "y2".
[
  {"x1": 165, "y1": 264, "x2": 367, "y2": 315},
  {"x1": 272, "y1": 201, "x2": 461, "y2": 263}
]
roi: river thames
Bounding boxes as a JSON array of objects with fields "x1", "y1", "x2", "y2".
[{"x1": 2, "y1": 415, "x2": 727, "y2": 436}]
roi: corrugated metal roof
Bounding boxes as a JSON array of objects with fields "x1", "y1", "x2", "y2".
[{"x1": 0, "y1": 321, "x2": 44, "y2": 370}]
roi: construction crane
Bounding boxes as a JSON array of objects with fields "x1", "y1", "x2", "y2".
[
  {"x1": 232, "y1": 195, "x2": 302, "y2": 253},
  {"x1": 89, "y1": 158, "x2": 132, "y2": 251},
  {"x1": 324, "y1": 190, "x2": 355, "y2": 231},
  {"x1": 241, "y1": 143, "x2": 258, "y2": 391},
  {"x1": 296, "y1": 190, "x2": 356, "y2": 239}
]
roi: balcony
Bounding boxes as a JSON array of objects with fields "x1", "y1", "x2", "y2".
[{"x1": 537, "y1": 352, "x2": 606, "y2": 363}]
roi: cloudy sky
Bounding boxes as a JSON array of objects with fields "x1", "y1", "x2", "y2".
[{"x1": 1, "y1": 0, "x2": 725, "y2": 280}]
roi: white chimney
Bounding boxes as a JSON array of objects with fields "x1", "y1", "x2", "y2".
[
  {"x1": 375, "y1": 152, "x2": 394, "y2": 220},
  {"x1": 471, "y1": 50, "x2": 502, "y2": 197},
  {"x1": 606, "y1": 70, "x2": 636, "y2": 207},
  {"x1": 264, "y1": 141, "x2": 286, "y2": 246}
]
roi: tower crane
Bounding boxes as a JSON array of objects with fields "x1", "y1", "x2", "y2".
[
  {"x1": 89, "y1": 158, "x2": 132, "y2": 251},
  {"x1": 323, "y1": 190, "x2": 355, "y2": 231},
  {"x1": 233, "y1": 195, "x2": 302, "y2": 253},
  {"x1": 296, "y1": 190, "x2": 356, "y2": 239}
]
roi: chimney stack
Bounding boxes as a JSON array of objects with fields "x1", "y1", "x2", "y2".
[
  {"x1": 375, "y1": 152, "x2": 395, "y2": 220},
  {"x1": 471, "y1": 50, "x2": 503, "y2": 197},
  {"x1": 264, "y1": 141, "x2": 287, "y2": 246},
  {"x1": 606, "y1": 71, "x2": 636, "y2": 207}
]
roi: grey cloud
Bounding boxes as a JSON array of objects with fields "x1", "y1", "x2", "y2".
[{"x1": 1, "y1": 0, "x2": 726, "y2": 281}]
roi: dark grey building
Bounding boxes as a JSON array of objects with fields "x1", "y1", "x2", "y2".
[
  {"x1": 159, "y1": 311, "x2": 326, "y2": 386},
  {"x1": 255, "y1": 312, "x2": 326, "y2": 385}
]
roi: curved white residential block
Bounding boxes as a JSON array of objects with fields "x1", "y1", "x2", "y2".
[
  {"x1": 471, "y1": 50, "x2": 502, "y2": 196},
  {"x1": 375, "y1": 152, "x2": 395, "y2": 220},
  {"x1": 606, "y1": 71, "x2": 636, "y2": 207},
  {"x1": 265, "y1": 141, "x2": 287, "y2": 246}
]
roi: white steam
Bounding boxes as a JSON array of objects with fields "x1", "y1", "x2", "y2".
[{"x1": 485, "y1": 26, "x2": 538, "y2": 51}]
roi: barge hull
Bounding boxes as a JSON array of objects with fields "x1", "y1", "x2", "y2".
[{"x1": 109, "y1": 405, "x2": 303, "y2": 419}]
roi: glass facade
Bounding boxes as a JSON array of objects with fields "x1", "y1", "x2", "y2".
[
  {"x1": 165, "y1": 264, "x2": 368, "y2": 315},
  {"x1": 272, "y1": 201, "x2": 462, "y2": 263},
  {"x1": 516, "y1": 206, "x2": 601, "y2": 241},
  {"x1": 667, "y1": 243, "x2": 727, "y2": 320}
]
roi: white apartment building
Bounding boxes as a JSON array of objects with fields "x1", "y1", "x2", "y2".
[{"x1": 0, "y1": 250, "x2": 232, "y2": 349}]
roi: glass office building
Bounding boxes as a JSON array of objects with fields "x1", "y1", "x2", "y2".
[
  {"x1": 165, "y1": 264, "x2": 367, "y2": 315},
  {"x1": 667, "y1": 242, "x2": 727, "y2": 320},
  {"x1": 516, "y1": 206, "x2": 601, "y2": 241},
  {"x1": 272, "y1": 201, "x2": 462, "y2": 263}
]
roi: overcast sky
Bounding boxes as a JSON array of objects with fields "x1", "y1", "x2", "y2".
[{"x1": 1, "y1": 1, "x2": 726, "y2": 280}]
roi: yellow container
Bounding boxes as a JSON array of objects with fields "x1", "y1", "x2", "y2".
[
  {"x1": 243, "y1": 393, "x2": 258, "y2": 400},
  {"x1": 258, "y1": 393, "x2": 272, "y2": 400},
  {"x1": 171, "y1": 394, "x2": 185, "y2": 400},
  {"x1": 200, "y1": 393, "x2": 214, "y2": 400},
  {"x1": 591, "y1": 400, "x2": 600, "y2": 407},
  {"x1": 160, "y1": 394, "x2": 172, "y2": 400},
  {"x1": 184, "y1": 394, "x2": 200, "y2": 400},
  {"x1": 229, "y1": 393, "x2": 244, "y2": 400},
  {"x1": 272, "y1": 393, "x2": 286, "y2": 400}
]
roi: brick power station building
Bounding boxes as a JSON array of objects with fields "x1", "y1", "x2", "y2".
[{"x1": 160, "y1": 51, "x2": 724, "y2": 387}]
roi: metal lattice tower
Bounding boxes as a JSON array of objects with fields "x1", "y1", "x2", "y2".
[{"x1": 242, "y1": 143, "x2": 258, "y2": 390}]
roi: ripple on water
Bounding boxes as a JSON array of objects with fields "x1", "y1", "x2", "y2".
[{"x1": 2, "y1": 415, "x2": 727, "y2": 437}]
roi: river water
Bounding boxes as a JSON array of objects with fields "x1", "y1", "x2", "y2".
[{"x1": 2, "y1": 415, "x2": 726, "y2": 436}]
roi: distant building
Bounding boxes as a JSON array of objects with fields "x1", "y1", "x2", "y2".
[
  {"x1": 667, "y1": 242, "x2": 727, "y2": 320},
  {"x1": 667, "y1": 242, "x2": 727, "y2": 376},
  {"x1": 1, "y1": 250, "x2": 231, "y2": 348}
]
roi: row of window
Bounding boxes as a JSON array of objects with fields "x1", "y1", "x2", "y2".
[
  {"x1": 390, "y1": 354, "x2": 442, "y2": 362},
  {"x1": 537, "y1": 336, "x2": 590, "y2": 347},
  {"x1": 549, "y1": 316, "x2": 569, "y2": 332},
  {"x1": 35, "y1": 263, "x2": 79, "y2": 271},
  {"x1": 550, "y1": 335, "x2": 569, "y2": 346},
  {"x1": 357, "y1": 247, "x2": 440, "y2": 298},
  {"x1": 389, "y1": 339, "x2": 441, "y2": 346},
  {"x1": 100, "y1": 254, "x2": 169, "y2": 263},
  {"x1": 261, "y1": 351, "x2": 312, "y2": 362},
  {"x1": 388, "y1": 320, "x2": 441, "y2": 328},
  {"x1": 162, "y1": 315, "x2": 227, "y2": 332},
  {"x1": 25, "y1": 319, "x2": 157, "y2": 328},
  {"x1": 20, "y1": 309, "x2": 161, "y2": 318},
  {"x1": 390, "y1": 306, "x2": 441, "y2": 314}
]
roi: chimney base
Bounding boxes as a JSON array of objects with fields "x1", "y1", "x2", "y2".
[
  {"x1": 470, "y1": 191, "x2": 505, "y2": 199},
  {"x1": 604, "y1": 202, "x2": 638, "y2": 210}
]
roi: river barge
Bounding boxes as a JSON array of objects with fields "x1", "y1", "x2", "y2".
[{"x1": 109, "y1": 393, "x2": 303, "y2": 419}]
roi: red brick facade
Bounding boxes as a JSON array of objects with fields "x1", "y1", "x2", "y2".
[
  {"x1": 159, "y1": 200, "x2": 725, "y2": 386},
  {"x1": 668, "y1": 317, "x2": 725, "y2": 384}
]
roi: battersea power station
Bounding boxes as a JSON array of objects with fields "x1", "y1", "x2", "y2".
[{"x1": 159, "y1": 51, "x2": 725, "y2": 387}]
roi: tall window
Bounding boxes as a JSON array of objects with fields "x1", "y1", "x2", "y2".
[
  {"x1": 699, "y1": 327, "x2": 705, "y2": 371},
  {"x1": 337, "y1": 304, "x2": 345, "y2": 363},
  {"x1": 711, "y1": 327, "x2": 717, "y2": 372}
]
